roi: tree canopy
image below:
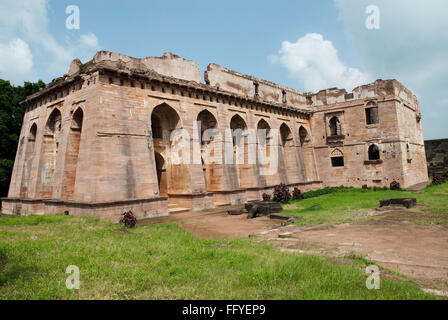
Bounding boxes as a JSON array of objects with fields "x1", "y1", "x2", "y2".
[{"x1": 0, "y1": 79, "x2": 46, "y2": 197}]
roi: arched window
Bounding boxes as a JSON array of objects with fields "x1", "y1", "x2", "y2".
[
  {"x1": 299, "y1": 126, "x2": 308, "y2": 146},
  {"x1": 329, "y1": 116, "x2": 341, "y2": 136},
  {"x1": 197, "y1": 109, "x2": 217, "y2": 144},
  {"x1": 331, "y1": 148, "x2": 344, "y2": 167},
  {"x1": 368, "y1": 144, "x2": 380, "y2": 160}
]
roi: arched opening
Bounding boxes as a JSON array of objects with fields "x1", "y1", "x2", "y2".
[
  {"x1": 64, "y1": 108, "x2": 83, "y2": 200},
  {"x1": 38, "y1": 108, "x2": 62, "y2": 198},
  {"x1": 256, "y1": 119, "x2": 272, "y2": 185},
  {"x1": 279, "y1": 123, "x2": 294, "y2": 183},
  {"x1": 299, "y1": 126, "x2": 308, "y2": 146},
  {"x1": 298, "y1": 126, "x2": 311, "y2": 181},
  {"x1": 280, "y1": 123, "x2": 293, "y2": 147},
  {"x1": 197, "y1": 110, "x2": 217, "y2": 142},
  {"x1": 368, "y1": 144, "x2": 380, "y2": 160},
  {"x1": 197, "y1": 110, "x2": 218, "y2": 191},
  {"x1": 154, "y1": 152, "x2": 167, "y2": 196},
  {"x1": 230, "y1": 114, "x2": 249, "y2": 188},
  {"x1": 20, "y1": 123, "x2": 38, "y2": 197},
  {"x1": 151, "y1": 103, "x2": 182, "y2": 196},
  {"x1": 257, "y1": 119, "x2": 271, "y2": 156},
  {"x1": 329, "y1": 116, "x2": 341, "y2": 136},
  {"x1": 151, "y1": 104, "x2": 180, "y2": 140}
]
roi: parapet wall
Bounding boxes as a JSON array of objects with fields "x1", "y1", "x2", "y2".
[
  {"x1": 204, "y1": 63, "x2": 309, "y2": 108},
  {"x1": 92, "y1": 51, "x2": 202, "y2": 83},
  {"x1": 310, "y1": 79, "x2": 419, "y2": 111}
]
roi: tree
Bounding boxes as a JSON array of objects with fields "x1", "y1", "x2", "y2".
[{"x1": 0, "y1": 79, "x2": 46, "y2": 198}]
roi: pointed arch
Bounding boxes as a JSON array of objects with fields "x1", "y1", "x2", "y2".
[
  {"x1": 299, "y1": 126, "x2": 309, "y2": 146},
  {"x1": 64, "y1": 107, "x2": 84, "y2": 200},
  {"x1": 150, "y1": 103, "x2": 183, "y2": 197},
  {"x1": 230, "y1": 114, "x2": 247, "y2": 130},
  {"x1": 329, "y1": 116, "x2": 341, "y2": 136},
  {"x1": 197, "y1": 109, "x2": 218, "y2": 141},
  {"x1": 45, "y1": 108, "x2": 62, "y2": 135},
  {"x1": 151, "y1": 103, "x2": 181, "y2": 140},
  {"x1": 19, "y1": 122, "x2": 38, "y2": 197},
  {"x1": 280, "y1": 123, "x2": 293, "y2": 147},
  {"x1": 38, "y1": 108, "x2": 62, "y2": 198}
]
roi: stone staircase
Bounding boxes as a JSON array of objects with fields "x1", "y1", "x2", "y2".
[{"x1": 167, "y1": 203, "x2": 191, "y2": 214}]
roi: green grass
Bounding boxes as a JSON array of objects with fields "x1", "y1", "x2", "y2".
[
  {"x1": 282, "y1": 182, "x2": 448, "y2": 226},
  {"x1": 0, "y1": 215, "x2": 433, "y2": 299}
]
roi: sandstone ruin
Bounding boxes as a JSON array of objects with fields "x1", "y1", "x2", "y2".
[{"x1": 1, "y1": 51, "x2": 428, "y2": 221}]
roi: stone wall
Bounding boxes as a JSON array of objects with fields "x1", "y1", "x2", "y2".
[
  {"x1": 1, "y1": 51, "x2": 429, "y2": 220},
  {"x1": 425, "y1": 139, "x2": 448, "y2": 177}
]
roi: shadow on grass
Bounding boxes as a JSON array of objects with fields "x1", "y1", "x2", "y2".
[{"x1": 0, "y1": 248, "x2": 40, "y2": 287}]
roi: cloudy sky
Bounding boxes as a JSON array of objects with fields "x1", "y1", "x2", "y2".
[{"x1": 0, "y1": 0, "x2": 446, "y2": 139}]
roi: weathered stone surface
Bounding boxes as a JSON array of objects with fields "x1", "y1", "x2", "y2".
[
  {"x1": 379, "y1": 198, "x2": 417, "y2": 209},
  {"x1": 425, "y1": 139, "x2": 448, "y2": 177},
  {"x1": 1, "y1": 50, "x2": 429, "y2": 221}
]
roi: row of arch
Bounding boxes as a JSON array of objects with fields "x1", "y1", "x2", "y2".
[
  {"x1": 151, "y1": 107, "x2": 310, "y2": 148},
  {"x1": 19, "y1": 107, "x2": 84, "y2": 200},
  {"x1": 150, "y1": 103, "x2": 311, "y2": 197}
]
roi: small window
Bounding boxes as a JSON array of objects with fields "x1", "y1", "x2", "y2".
[
  {"x1": 365, "y1": 103, "x2": 379, "y2": 125},
  {"x1": 368, "y1": 144, "x2": 380, "y2": 160},
  {"x1": 329, "y1": 116, "x2": 341, "y2": 136},
  {"x1": 120, "y1": 79, "x2": 124, "y2": 86},
  {"x1": 345, "y1": 93, "x2": 354, "y2": 100},
  {"x1": 130, "y1": 81, "x2": 135, "y2": 87},
  {"x1": 109, "y1": 77, "x2": 113, "y2": 84},
  {"x1": 331, "y1": 157, "x2": 344, "y2": 167},
  {"x1": 253, "y1": 82, "x2": 259, "y2": 97},
  {"x1": 282, "y1": 90, "x2": 287, "y2": 103}
]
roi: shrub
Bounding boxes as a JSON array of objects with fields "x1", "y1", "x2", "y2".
[
  {"x1": 292, "y1": 187, "x2": 303, "y2": 200},
  {"x1": 390, "y1": 181, "x2": 400, "y2": 190},
  {"x1": 262, "y1": 193, "x2": 271, "y2": 201},
  {"x1": 302, "y1": 187, "x2": 339, "y2": 199},
  {"x1": 120, "y1": 210, "x2": 137, "y2": 228},
  {"x1": 432, "y1": 175, "x2": 445, "y2": 185},
  {"x1": 273, "y1": 183, "x2": 291, "y2": 203},
  {"x1": 338, "y1": 185, "x2": 344, "y2": 190}
]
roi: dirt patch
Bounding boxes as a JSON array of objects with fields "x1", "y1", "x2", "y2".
[
  {"x1": 139, "y1": 205, "x2": 448, "y2": 293},
  {"x1": 253, "y1": 208, "x2": 448, "y2": 292},
  {"x1": 138, "y1": 205, "x2": 279, "y2": 239}
]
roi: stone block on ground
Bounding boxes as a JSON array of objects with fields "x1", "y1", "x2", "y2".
[{"x1": 379, "y1": 198, "x2": 417, "y2": 209}]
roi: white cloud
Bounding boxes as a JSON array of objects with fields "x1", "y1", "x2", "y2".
[
  {"x1": 0, "y1": 0, "x2": 101, "y2": 84},
  {"x1": 270, "y1": 33, "x2": 371, "y2": 92},
  {"x1": 0, "y1": 38, "x2": 37, "y2": 84},
  {"x1": 333, "y1": 0, "x2": 448, "y2": 139},
  {"x1": 81, "y1": 32, "x2": 99, "y2": 48}
]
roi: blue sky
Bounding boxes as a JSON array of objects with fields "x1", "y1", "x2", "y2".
[{"x1": 0, "y1": 0, "x2": 447, "y2": 139}]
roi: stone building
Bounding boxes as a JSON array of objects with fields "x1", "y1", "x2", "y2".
[
  {"x1": 425, "y1": 139, "x2": 448, "y2": 177},
  {"x1": 1, "y1": 51, "x2": 428, "y2": 221}
]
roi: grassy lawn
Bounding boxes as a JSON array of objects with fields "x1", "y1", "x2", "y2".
[
  {"x1": 282, "y1": 182, "x2": 448, "y2": 226},
  {"x1": 0, "y1": 214, "x2": 434, "y2": 300}
]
